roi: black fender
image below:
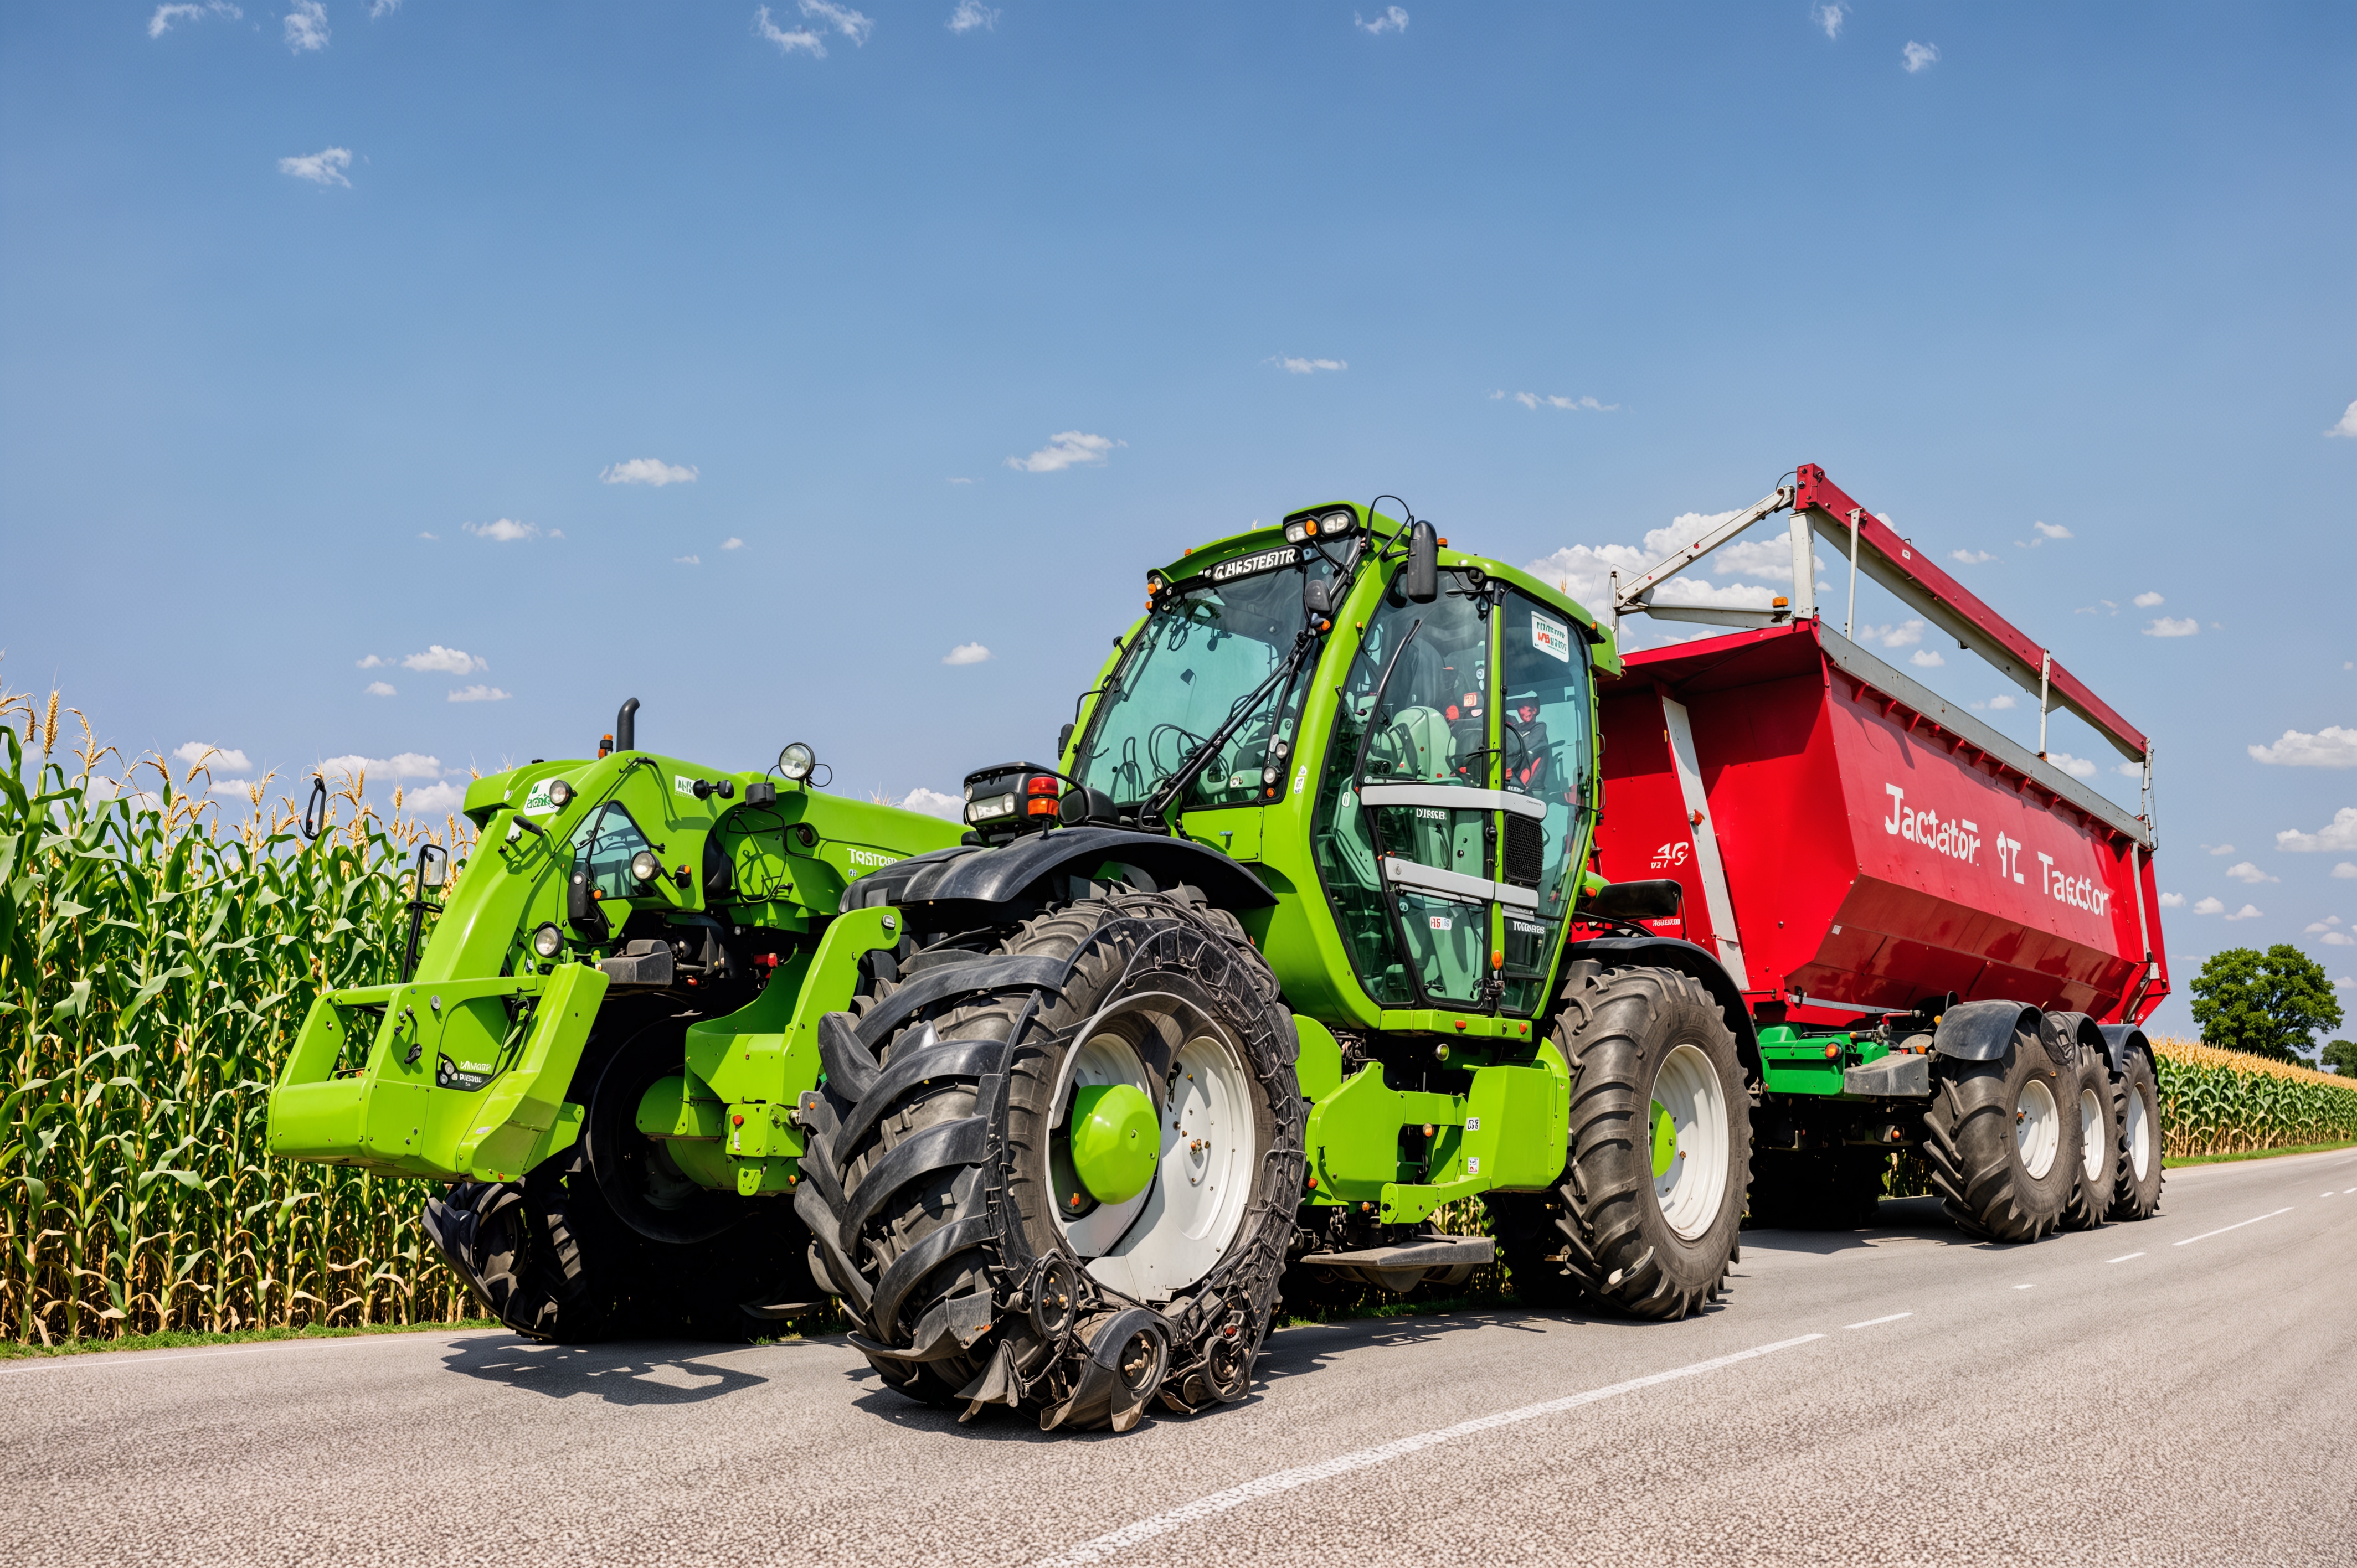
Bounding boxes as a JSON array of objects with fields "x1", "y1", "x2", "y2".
[
  {"x1": 841, "y1": 825, "x2": 1277, "y2": 927},
  {"x1": 2096, "y1": 1022, "x2": 2153, "y2": 1079},
  {"x1": 1566, "y1": 935, "x2": 1761, "y2": 1085},
  {"x1": 1932, "y1": 999, "x2": 2066, "y2": 1063},
  {"x1": 2045, "y1": 1011, "x2": 2111, "y2": 1074}
]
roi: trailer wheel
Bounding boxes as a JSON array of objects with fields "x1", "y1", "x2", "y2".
[
  {"x1": 2061, "y1": 1048, "x2": 2118, "y2": 1230},
  {"x1": 2106, "y1": 1047, "x2": 2165, "y2": 1221},
  {"x1": 423, "y1": 1017, "x2": 819, "y2": 1343},
  {"x1": 1497, "y1": 961, "x2": 1748, "y2": 1320},
  {"x1": 1746, "y1": 1148, "x2": 1885, "y2": 1230},
  {"x1": 799, "y1": 888, "x2": 1306, "y2": 1431},
  {"x1": 1921, "y1": 1026, "x2": 2081, "y2": 1243}
]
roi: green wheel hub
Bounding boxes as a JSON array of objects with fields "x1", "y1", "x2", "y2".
[
  {"x1": 1070, "y1": 1082, "x2": 1159, "y2": 1205},
  {"x1": 1650, "y1": 1099, "x2": 1678, "y2": 1180}
]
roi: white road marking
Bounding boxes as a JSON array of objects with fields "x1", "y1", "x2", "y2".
[
  {"x1": 2013, "y1": 1283, "x2": 2037, "y2": 1290},
  {"x1": 2172, "y1": 1206, "x2": 2293, "y2": 1247},
  {"x1": 1844, "y1": 1313, "x2": 1912, "y2": 1330},
  {"x1": 1035, "y1": 1334, "x2": 1826, "y2": 1567},
  {"x1": 2108, "y1": 1252, "x2": 2146, "y2": 1263}
]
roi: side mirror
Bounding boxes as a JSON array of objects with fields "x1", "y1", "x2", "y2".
[
  {"x1": 1303, "y1": 577, "x2": 1336, "y2": 620},
  {"x1": 1057, "y1": 721, "x2": 1075, "y2": 760},
  {"x1": 416, "y1": 842, "x2": 449, "y2": 890},
  {"x1": 1579, "y1": 878, "x2": 1684, "y2": 920},
  {"x1": 1058, "y1": 785, "x2": 1121, "y2": 828},
  {"x1": 1403, "y1": 523, "x2": 1439, "y2": 604}
]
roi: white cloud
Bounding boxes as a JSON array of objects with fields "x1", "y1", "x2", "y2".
[
  {"x1": 404, "y1": 780, "x2": 465, "y2": 814},
  {"x1": 1910, "y1": 649, "x2": 1945, "y2": 668},
  {"x1": 317, "y1": 751, "x2": 442, "y2": 781},
  {"x1": 2327, "y1": 931, "x2": 2357, "y2": 946},
  {"x1": 1814, "y1": 3, "x2": 1846, "y2": 40},
  {"x1": 403, "y1": 646, "x2": 485, "y2": 675},
  {"x1": 2279, "y1": 808, "x2": 2357, "y2": 853},
  {"x1": 755, "y1": 5, "x2": 825, "y2": 54},
  {"x1": 948, "y1": 477, "x2": 975, "y2": 485},
  {"x1": 448, "y1": 684, "x2": 511, "y2": 703},
  {"x1": 2202, "y1": 843, "x2": 2235, "y2": 855},
  {"x1": 1007, "y1": 431, "x2": 1122, "y2": 473},
  {"x1": 1856, "y1": 620, "x2": 1925, "y2": 649},
  {"x1": 722, "y1": 537, "x2": 745, "y2": 550},
  {"x1": 599, "y1": 457, "x2": 698, "y2": 486},
  {"x1": 947, "y1": 0, "x2": 998, "y2": 30},
  {"x1": 2143, "y1": 616, "x2": 2199, "y2": 638},
  {"x1": 943, "y1": 642, "x2": 992, "y2": 666},
  {"x1": 2159, "y1": 892, "x2": 2186, "y2": 909},
  {"x1": 1508, "y1": 393, "x2": 1617, "y2": 412},
  {"x1": 1950, "y1": 548, "x2": 1995, "y2": 565},
  {"x1": 418, "y1": 531, "x2": 438, "y2": 540},
  {"x1": 464, "y1": 518, "x2": 544, "y2": 543},
  {"x1": 1356, "y1": 6, "x2": 1409, "y2": 35},
  {"x1": 284, "y1": 0, "x2": 328, "y2": 51},
  {"x1": 2224, "y1": 903, "x2": 2264, "y2": 921},
  {"x1": 896, "y1": 786, "x2": 965, "y2": 818},
  {"x1": 1527, "y1": 508, "x2": 1826, "y2": 620},
  {"x1": 2327, "y1": 401, "x2": 2357, "y2": 439},
  {"x1": 357, "y1": 654, "x2": 388, "y2": 668},
  {"x1": 2248, "y1": 726, "x2": 2357, "y2": 768},
  {"x1": 150, "y1": 2, "x2": 241, "y2": 38},
  {"x1": 2133, "y1": 591, "x2": 2165, "y2": 608},
  {"x1": 369, "y1": 0, "x2": 400, "y2": 14},
  {"x1": 1969, "y1": 693, "x2": 2019, "y2": 711},
  {"x1": 365, "y1": 680, "x2": 396, "y2": 697},
  {"x1": 2192, "y1": 896, "x2": 2225, "y2": 916},
  {"x1": 2046, "y1": 752, "x2": 2098, "y2": 780},
  {"x1": 278, "y1": 148, "x2": 351, "y2": 187},
  {"x1": 675, "y1": 555, "x2": 701, "y2": 566},
  {"x1": 1901, "y1": 40, "x2": 1938, "y2": 72},
  {"x1": 1275, "y1": 357, "x2": 1347, "y2": 374},
  {"x1": 2117, "y1": 761, "x2": 2143, "y2": 778},
  {"x1": 174, "y1": 742, "x2": 253, "y2": 774},
  {"x1": 2337, "y1": 863, "x2": 2357, "y2": 879},
  {"x1": 2308, "y1": 916, "x2": 2345, "y2": 931},
  {"x1": 2224, "y1": 861, "x2": 2278, "y2": 885}
]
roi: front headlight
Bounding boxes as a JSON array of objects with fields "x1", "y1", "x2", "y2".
[
  {"x1": 778, "y1": 742, "x2": 816, "y2": 782},
  {"x1": 630, "y1": 850, "x2": 662, "y2": 884},
  {"x1": 531, "y1": 922, "x2": 563, "y2": 959},
  {"x1": 547, "y1": 778, "x2": 574, "y2": 808}
]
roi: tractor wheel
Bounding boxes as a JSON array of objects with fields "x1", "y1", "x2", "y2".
[
  {"x1": 1746, "y1": 1148, "x2": 1886, "y2": 1230},
  {"x1": 1491, "y1": 961, "x2": 1748, "y2": 1321},
  {"x1": 796, "y1": 887, "x2": 1306, "y2": 1432},
  {"x1": 424, "y1": 1015, "x2": 819, "y2": 1342},
  {"x1": 2060, "y1": 1047, "x2": 2118, "y2": 1231},
  {"x1": 2106, "y1": 1047, "x2": 2165, "y2": 1221},
  {"x1": 1920, "y1": 1025, "x2": 2081, "y2": 1243}
]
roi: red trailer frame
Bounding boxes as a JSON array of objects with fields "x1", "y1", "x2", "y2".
[{"x1": 1595, "y1": 470, "x2": 2165, "y2": 1029}]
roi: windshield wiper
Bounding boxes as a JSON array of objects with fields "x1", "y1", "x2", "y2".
[{"x1": 1140, "y1": 626, "x2": 1318, "y2": 828}]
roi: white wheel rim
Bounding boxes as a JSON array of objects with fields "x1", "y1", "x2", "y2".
[
  {"x1": 1650, "y1": 1042, "x2": 1730, "y2": 1241},
  {"x1": 2126, "y1": 1085, "x2": 2152, "y2": 1182},
  {"x1": 1052, "y1": 1031, "x2": 1159, "y2": 1257},
  {"x1": 2017, "y1": 1077, "x2": 2060, "y2": 1179},
  {"x1": 2078, "y1": 1087, "x2": 2106, "y2": 1183},
  {"x1": 1074, "y1": 1029, "x2": 1258, "y2": 1305}
]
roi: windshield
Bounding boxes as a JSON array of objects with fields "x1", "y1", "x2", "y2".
[{"x1": 1071, "y1": 545, "x2": 1344, "y2": 813}]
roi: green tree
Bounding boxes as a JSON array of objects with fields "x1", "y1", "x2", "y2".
[
  {"x1": 2323, "y1": 1039, "x2": 2357, "y2": 1076},
  {"x1": 2190, "y1": 946, "x2": 2345, "y2": 1062}
]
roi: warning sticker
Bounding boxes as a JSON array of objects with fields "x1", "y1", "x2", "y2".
[
  {"x1": 1428, "y1": 915, "x2": 1452, "y2": 931},
  {"x1": 1530, "y1": 611, "x2": 1572, "y2": 663}
]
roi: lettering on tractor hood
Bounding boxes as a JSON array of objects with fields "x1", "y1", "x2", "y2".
[{"x1": 1209, "y1": 545, "x2": 1308, "y2": 584}]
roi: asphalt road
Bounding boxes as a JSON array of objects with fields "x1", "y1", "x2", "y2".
[{"x1": 9, "y1": 1149, "x2": 2355, "y2": 1568}]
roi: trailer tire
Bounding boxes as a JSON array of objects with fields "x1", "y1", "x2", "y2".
[
  {"x1": 1921, "y1": 1025, "x2": 2081, "y2": 1243},
  {"x1": 2107, "y1": 1047, "x2": 2165, "y2": 1221},
  {"x1": 1746, "y1": 1148, "x2": 1885, "y2": 1230},
  {"x1": 423, "y1": 1017, "x2": 819, "y2": 1343},
  {"x1": 1495, "y1": 961, "x2": 1749, "y2": 1321},
  {"x1": 799, "y1": 888, "x2": 1306, "y2": 1431},
  {"x1": 2061, "y1": 1048, "x2": 2118, "y2": 1230}
]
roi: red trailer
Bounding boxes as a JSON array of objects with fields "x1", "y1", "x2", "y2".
[{"x1": 1594, "y1": 466, "x2": 2169, "y2": 1239}]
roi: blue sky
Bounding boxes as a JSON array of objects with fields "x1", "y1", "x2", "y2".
[{"x1": 3, "y1": 2, "x2": 2353, "y2": 1039}]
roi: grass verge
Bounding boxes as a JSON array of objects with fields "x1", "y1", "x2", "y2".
[
  {"x1": 2164, "y1": 1138, "x2": 2357, "y2": 1169},
  {"x1": 1, "y1": 1318, "x2": 500, "y2": 1360}
]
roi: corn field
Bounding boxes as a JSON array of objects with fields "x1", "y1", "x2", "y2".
[
  {"x1": 0, "y1": 692, "x2": 474, "y2": 1344},
  {"x1": 2150, "y1": 1036, "x2": 2357, "y2": 1158}
]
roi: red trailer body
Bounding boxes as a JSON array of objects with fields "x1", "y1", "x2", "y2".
[{"x1": 1594, "y1": 621, "x2": 2166, "y2": 1028}]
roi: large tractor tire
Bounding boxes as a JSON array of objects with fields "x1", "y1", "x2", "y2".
[
  {"x1": 1746, "y1": 1148, "x2": 1886, "y2": 1230},
  {"x1": 1486, "y1": 961, "x2": 1749, "y2": 1321},
  {"x1": 2060, "y1": 1045, "x2": 2118, "y2": 1231},
  {"x1": 796, "y1": 888, "x2": 1306, "y2": 1432},
  {"x1": 2106, "y1": 1046, "x2": 2165, "y2": 1221},
  {"x1": 424, "y1": 1014, "x2": 820, "y2": 1342},
  {"x1": 1920, "y1": 1024, "x2": 2081, "y2": 1243}
]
